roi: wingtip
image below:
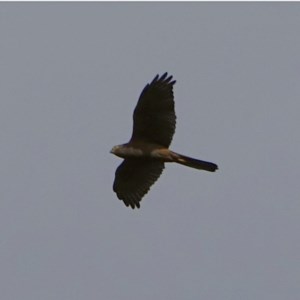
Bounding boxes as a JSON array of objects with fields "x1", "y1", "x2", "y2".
[
  {"x1": 127, "y1": 202, "x2": 140, "y2": 209},
  {"x1": 160, "y1": 72, "x2": 168, "y2": 80}
]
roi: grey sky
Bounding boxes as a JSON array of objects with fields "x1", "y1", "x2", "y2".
[{"x1": 1, "y1": 3, "x2": 300, "y2": 300}]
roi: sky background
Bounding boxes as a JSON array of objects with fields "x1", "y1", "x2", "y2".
[{"x1": 1, "y1": 3, "x2": 300, "y2": 300}]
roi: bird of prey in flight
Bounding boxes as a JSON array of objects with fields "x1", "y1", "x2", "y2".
[{"x1": 111, "y1": 73, "x2": 218, "y2": 209}]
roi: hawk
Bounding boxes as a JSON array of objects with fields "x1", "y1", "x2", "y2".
[{"x1": 111, "y1": 73, "x2": 218, "y2": 209}]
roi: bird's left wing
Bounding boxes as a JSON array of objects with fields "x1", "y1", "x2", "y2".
[{"x1": 130, "y1": 73, "x2": 176, "y2": 147}]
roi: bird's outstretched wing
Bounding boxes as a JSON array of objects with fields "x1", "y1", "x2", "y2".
[
  {"x1": 113, "y1": 159, "x2": 165, "y2": 209},
  {"x1": 130, "y1": 73, "x2": 176, "y2": 147}
]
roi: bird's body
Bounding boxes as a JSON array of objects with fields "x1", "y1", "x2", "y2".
[
  {"x1": 111, "y1": 73, "x2": 218, "y2": 209},
  {"x1": 111, "y1": 143, "x2": 217, "y2": 169}
]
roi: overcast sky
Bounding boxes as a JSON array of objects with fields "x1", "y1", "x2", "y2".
[{"x1": 1, "y1": 3, "x2": 300, "y2": 300}]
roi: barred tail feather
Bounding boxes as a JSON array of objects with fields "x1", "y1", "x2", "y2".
[{"x1": 175, "y1": 153, "x2": 218, "y2": 172}]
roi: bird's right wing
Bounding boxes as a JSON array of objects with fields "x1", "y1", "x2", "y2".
[{"x1": 113, "y1": 159, "x2": 165, "y2": 209}]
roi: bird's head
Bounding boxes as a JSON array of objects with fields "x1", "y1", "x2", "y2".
[
  {"x1": 110, "y1": 145, "x2": 120, "y2": 154},
  {"x1": 110, "y1": 144, "x2": 127, "y2": 158},
  {"x1": 110, "y1": 144, "x2": 143, "y2": 158}
]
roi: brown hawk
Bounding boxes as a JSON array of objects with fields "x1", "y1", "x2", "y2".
[{"x1": 111, "y1": 73, "x2": 218, "y2": 209}]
